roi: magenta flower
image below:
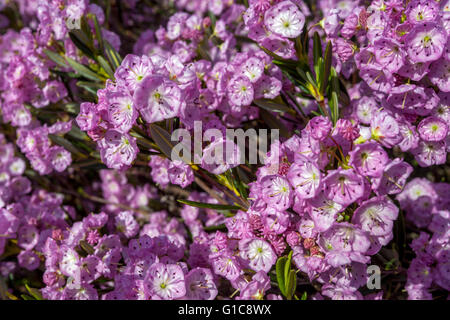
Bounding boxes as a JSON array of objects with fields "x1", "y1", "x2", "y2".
[
  {"x1": 106, "y1": 90, "x2": 137, "y2": 133},
  {"x1": 372, "y1": 158, "x2": 413, "y2": 195},
  {"x1": 428, "y1": 58, "x2": 450, "y2": 92},
  {"x1": 145, "y1": 263, "x2": 186, "y2": 300},
  {"x1": 412, "y1": 140, "x2": 447, "y2": 167},
  {"x1": 417, "y1": 116, "x2": 448, "y2": 141},
  {"x1": 352, "y1": 197, "x2": 398, "y2": 237},
  {"x1": 184, "y1": 267, "x2": 218, "y2": 300},
  {"x1": 405, "y1": 22, "x2": 447, "y2": 63},
  {"x1": 323, "y1": 169, "x2": 365, "y2": 206},
  {"x1": 239, "y1": 238, "x2": 277, "y2": 273},
  {"x1": 373, "y1": 38, "x2": 405, "y2": 73},
  {"x1": 227, "y1": 75, "x2": 254, "y2": 107},
  {"x1": 349, "y1": 142, "x2": 388, "y2": 178},
  {"x1": 264, "y1": 1, "x2": 305, "y2": 38},
  {"x1": 287, "y1": 160, "x2": 322, "y2": 199},
  {"x1": 260, "y1": 174, "x2": 293, "y2": 211},
  {"x1": 134, "y1": 75, "x2": 182, "y2": 123},
  {"x1": 100, "y1": 130, "x2": 138, "y2": 170},
  {"x1": 308, "y1": 191, "x2": 343, "y2": 232}
]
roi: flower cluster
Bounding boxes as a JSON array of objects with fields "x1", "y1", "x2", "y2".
[
  {"x1": 397, "y1": 178, "x2": 449, "y2": 299},
  {"x1": 320, "y1": 0, "x2": 449, "y2": 167}
]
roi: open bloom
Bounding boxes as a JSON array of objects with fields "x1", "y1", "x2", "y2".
[
  {"x1": 264, "y1": 1, "x2": 305, "y2": 38},
  {"x1": 239, "y1": 238, "x2": 277, "y2": 273},
  {"x1": 134, "y1": 75, "x2": 182, "y2": 123},
  {"x1": 145, "y1": 263, "x2": 186, "y2": 300}
]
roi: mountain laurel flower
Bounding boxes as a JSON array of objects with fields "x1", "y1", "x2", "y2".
[
  {"x1": 372, "y1": 158, "x2": 413, "y2": 195},
  {"x1": 349, "y1": 142, "x2": 388, "y2": 177},
  {"x1": 287, "y1": 161, "x2": 322, "y2": 199},
  {"x1": 406, "y1": 0, "x2": 440, "y2": 25},
  {"x1": 106, "y1": 90, "x2": 137, "y2": 133},
  {"x1": 114, "y1": 54, "x2": 153, "y2": 93},
  {"x1": 417, "y1": 116, "x2": 448, "y2": 141},
  {"x1": 323, "y1": 169, "x2": 365, "y2": 206},
  {"x1": 76, "y1": 102, "x2": 99, "y2": 131},
  {"x1": 100, "y1": 130, "x2": 139, "y2": 170},
  {"x1": 352, "y1": 197, "x2": 399, "y2": 237},
  {"x1": 405, "y1": 22, "x2": 447, "y2": 63},
  {"x1": 134, "y1": 75, "x2": 182, "y2": 123},
  {"x1": 264, "y1": 1, "x2": 305, "y2": 38},
  {"x1": 373, "y1": 38, "x2": 405, "y2": 73},
  {"x1": 260, "y1": 174, "x2": 293, "y2": 211},
  {"x1": 184, "y1": 267, "x2": 218, "y2": 300},
  {"x1": 48, "y1": 146, "x2": 72, "y2": 173},
  {"x1": 428, "y1": 58, "x2": 450, "y2": 92},
  {"x1": 412, "y1": 140, "x2": 447, "y2": 167},
  {"x1": 115, "y1": 211, "x2": 139, "y2": 238},
  {"x1": 239, "y1": 238, "x2": 277, "y2": 273},
  {"x1": 227, "y1": 75, "x2": 254, "y2": 107},
  {"x1": 145, "y1": 263, "x2": 186, "y2": 300}
]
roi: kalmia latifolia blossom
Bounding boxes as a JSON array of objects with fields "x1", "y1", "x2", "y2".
[{"x1": 0, "y1": 0, "x2": 448, "y2": 301}]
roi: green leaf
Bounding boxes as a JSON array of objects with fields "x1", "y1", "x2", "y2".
[
  {"x1": 177, "y1": 199, "x2": 241, "y2": 211},
  {"x1": 259, "y1": 109, "x2": 291, "y2": 139},
  {"x1": 97, "y1": 55, "x2": 115, "y2": 79},
  {"x1": 104, "y1": 41, "x2": 122, "y2": 71},
  {"x1": 313, "y1": 32, "x2": 322, "y2": 69},
  {"x1": 253, "y1": 99, "x2": 291, "y2": 113},
  {"x1": 329, "y1": 67, "x2": 340, "y2": 125},
  {"x1": 69, "y1": 30, "x2": 96, "y2": 61},
  {"x1": 286, "y1": 270, "x2": 297, "y2": 300},
  {"x1": 21, "y1": 294, "x2": 35, "y2": 300},
  {"x1": 25, "y1": 284, "x2": 43, "y2": 300},
  {"x1": 276, "y1": 256, "x2": 288, "y2": 296},
  {"x1": 92, "y1": 15, "x2": 104, "y2": 54},
  {"x1": 284, "y1": 250, "x2": 293, "y2": 283},
  {"x1": 301, "y1": 291, "x2": 308, "y2": 300},
  {"x1": 320, "y1": 40, "x2": 333, "y2": 95},
  {"x1": 259, "y1": 46, "x2": 297, "y2": 66},
  {"x1": 66, "y1": 57, "x2": 104, "y2": 82},
  {"x1": 44, "y1": 49, "x2": 69, "y2": 69},
  {"x1": 79, "y1": 240, "x2": 95, "y2": 255},
  {"x1": 148, "y1": 123, "x2": 177, "y2": 160}
]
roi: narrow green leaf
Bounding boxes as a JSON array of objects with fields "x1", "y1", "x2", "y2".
[
  {"x1": 66, "y1": 57, "x2": 104, "y2": 82},
  {"x1": 286, "y1": 270, "x2": 297, "y2": 300},
  {"x1": 148, "y1": 123, "x2": 177, "y2": 160},
  {"x1": 21, "y1": 294, "x2": 35, "y2": 300},
  {"x1": 313, "y1": 32, "x2": 322, "y2": 68},
  {"x1": 69, "y1": 30, "x2": 96, "y2": 61},
  {"x1": 44, "y1": 49, "x2": 69, "y2": 69},
  {"x1": 329, "y1": 67, "x2": 340, "y2": 124},
  {"x1": 276, "y1": 256, "x2": 288, "y2": 296},
  {"x1": 253, "y1": 99, "x2": 291, "y2": 113},
  {"x1": 97, "y1": 55, "x2": 115, "y2": 79},
  {"x1": 259, "y1": 109, "x2": 291, "y2": 139},
  {"x1": 320, "y1": 40, "x2": 333, "y2": 95},
  {"x1": 80, "y1": 240, "x2": 95, "y2": 255},
  {"x1": 25, "y1": 284, "x2": 43, "y2": 300},
  {"x1": 104, "y1": 41, "x2": 122, "y2": 71},
  {"x1": 284, "y1": 250, "x2": 293, "y2": 283},
  {"x1": 301, "y1": 291, "x2": 308, "y2": 300},
  {"x1": 177, "y1": 199, "x2": 241, "y2": 211},
  {"x1": 92, "y1": 15, "x2": 104, "y2": 54},
  {"x1": 259, "y1": 46, "x2": 297, "y2": 65}
]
